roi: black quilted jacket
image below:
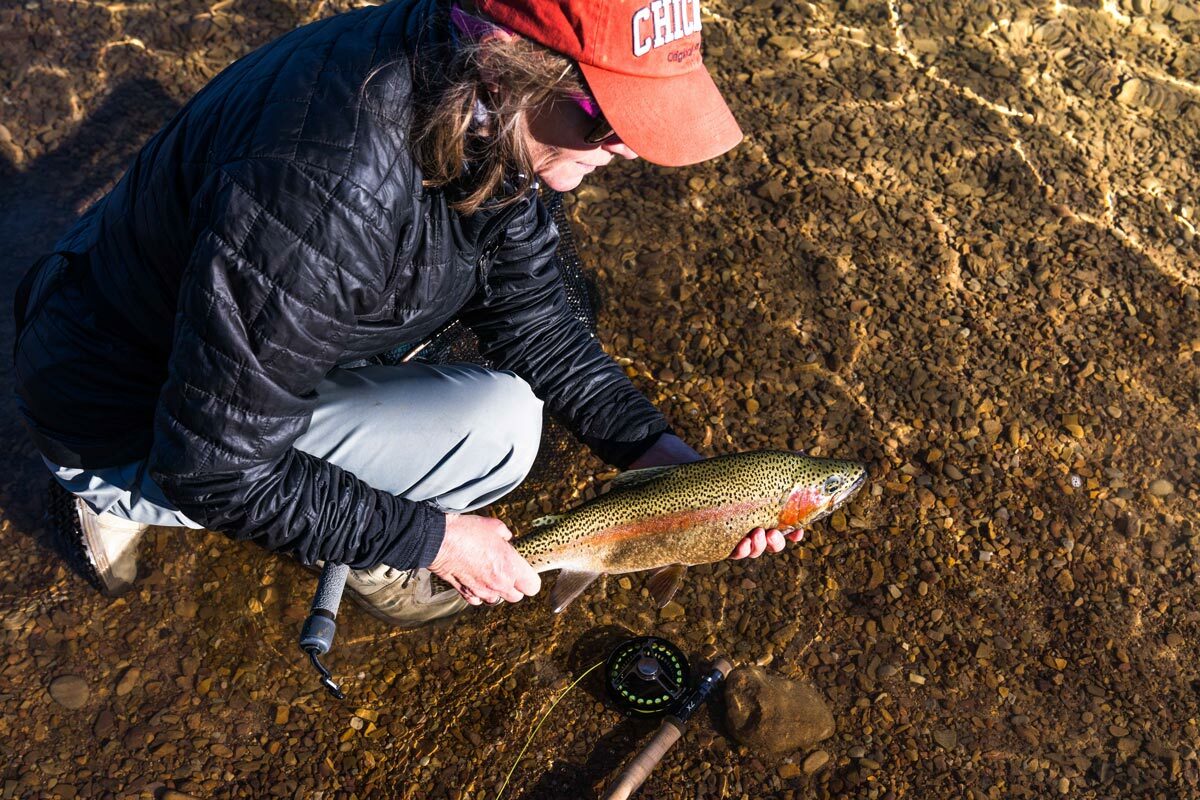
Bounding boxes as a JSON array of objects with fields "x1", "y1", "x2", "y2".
[{"x1": 13, "y1": 0, "x2": 670, "y2": 571}]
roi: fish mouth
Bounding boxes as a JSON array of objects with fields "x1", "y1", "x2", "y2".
[
  {"x1": 808, "y1": 469, "x2": 867, "y2": 526},
  {"x1": 844, "y1": 470, "x2": 867, "y2": 500}
]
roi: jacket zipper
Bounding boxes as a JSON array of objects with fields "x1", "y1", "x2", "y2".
[{"x1": 472, "y1": 193, "x2": 531, "y2": 300}]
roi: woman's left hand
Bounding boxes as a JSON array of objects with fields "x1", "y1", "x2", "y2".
[{"x1": 626, "y1": 433, "x2": 802, "y2": 561}]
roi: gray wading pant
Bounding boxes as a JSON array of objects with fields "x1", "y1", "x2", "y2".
[{"x1": 46, "y1": 362, "x2": 544, "y2": 551}]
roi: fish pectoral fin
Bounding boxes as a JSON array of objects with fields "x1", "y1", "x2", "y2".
[
  {"x1": 606, "y1": 464, "x2": 679, "y2": 493},
  {"x1": 646, "y1": 564, "x2": 688, "y2": 608},
  {"x1": 549, "y1": 570, "x2": 602, "y2": 614},
  {"x1": 530, "y1": 514, "x2": 564, "y2": 528}
]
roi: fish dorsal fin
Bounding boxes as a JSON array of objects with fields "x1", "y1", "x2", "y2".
[
  {"x1": 607, "y1": 464, "x2": 678, "y2": 493},
  {"x1": 530, "y1": 514, "x2": 564, "y2": 528},
  {"x1": 646, "y1": 564, "x2": 688, "y2": 608},
  {"x1": 550, "y1": 570, "x2": 602, "y2": 613}
]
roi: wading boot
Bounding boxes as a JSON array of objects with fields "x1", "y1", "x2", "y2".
[
  {"x1": 47, "y1": 479, "x2": 150, "y2": 596},
  {"x1": 317, "y1": 562, "x2": 468, "y2": 629}
]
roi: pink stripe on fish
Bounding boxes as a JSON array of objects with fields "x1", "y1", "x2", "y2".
[{"x1": 586, "y1": 498, "x2": 768, "y2": 547}]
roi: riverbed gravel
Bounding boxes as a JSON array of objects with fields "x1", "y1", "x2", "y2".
[{"x1": 0, "y1": 1, "x2": 1197, "y2": 798}]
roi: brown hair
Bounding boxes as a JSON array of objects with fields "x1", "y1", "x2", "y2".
[{"x1": 411, "y1": 9, "x2": 587, "y2": 215}]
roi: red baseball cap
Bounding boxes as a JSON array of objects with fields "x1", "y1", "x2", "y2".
[{"x1": 474, "y1": 0, "x2": 744, "y2": 166}]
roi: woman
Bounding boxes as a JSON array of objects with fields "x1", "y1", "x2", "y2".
[{"x1": 13, "y1": 0, "x2": 802, "y2": 628}]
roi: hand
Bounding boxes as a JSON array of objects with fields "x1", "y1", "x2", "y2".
[
  {"x1": 429, "y1": 514, "x2": 541, "y2": 605},
  {"x1": 627, "y1": 432, "x2": 704, "y2": 469},
  {"x1": 728, "y1": 526, "x2": 806, "y2": 560},
  {"x1": 626, "y1": 434, "x2": 803, "y2": 561}
]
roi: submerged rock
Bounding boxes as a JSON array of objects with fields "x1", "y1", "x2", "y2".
[
  {"x1": 723, "y1": 666, "x2": 835, "y2": 756},
  {"x1": 48, "y1": 675, "x2": 89, "y2": 709}
]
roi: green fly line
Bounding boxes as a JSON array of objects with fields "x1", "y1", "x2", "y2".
[{"x1": 495, "y1": 659, "x2": 606, "y2": 800}]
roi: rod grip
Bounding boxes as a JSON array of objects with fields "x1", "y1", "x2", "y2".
[
  {"x1": 312, "y1": 563, "x2": 350, "y2": 615},
  {"x1": 299, "y1": 563, "x2": 350, "y2": 656},
  {"x1": 601, "y1": 718, "x2": 684, "y2": 800}
]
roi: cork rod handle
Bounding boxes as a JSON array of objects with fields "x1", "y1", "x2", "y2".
[{"x1": 601, "y1": 718, "x2": 684, "y2": 800}]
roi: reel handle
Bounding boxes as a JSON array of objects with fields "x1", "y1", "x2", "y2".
[{"x1": 602, "y1": 656, "x2": 734, "y2": 800}]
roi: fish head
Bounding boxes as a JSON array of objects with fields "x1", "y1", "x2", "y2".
[{"x1": 776, "y1": 456, "x2": 867, "y2": 528}]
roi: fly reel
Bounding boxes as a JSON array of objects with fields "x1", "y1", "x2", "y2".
[{"x1": 604, "y1": 636, "x2": 691, "y2": 715}]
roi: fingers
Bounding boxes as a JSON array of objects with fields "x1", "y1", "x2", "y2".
[
  {"x1": 513, "y1": 563, "x2": 542, "y2": 597},
  {"x1": 766, "y1": 529, "x2": 786, "y2": 552},
  {"x1": 729, "y1": 527, "x2": 807, "y2": 561},
  {"x1": 460, "y1": 548, "x2": 541, "y2": 606},
  {"x1": 729, "y1": 537, "x2": 752, "y2": 560},
  {"x1": 457, "y1": 581, "x2": 483, "y2": 606}
]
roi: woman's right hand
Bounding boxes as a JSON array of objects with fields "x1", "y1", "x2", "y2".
[{"x1": 429, "y1": 513, "x2": 541, "y2": 605}]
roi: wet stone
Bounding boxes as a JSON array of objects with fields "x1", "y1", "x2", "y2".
[
  {"x1": 803, "y1": 749, "x2": 830, "y2": 774},
  {"x1": 725, "y1": 666, "x2": 835, "y2": 756},
  {"x1": 1148, "y1": 479, "x2": 1174, "y2": 497},
  {"x1": 115, "y1": 667, "x2": 140, "y2": 697},
  {"x1": 659, "y1": 601, "x2": 685, "y2": 621},
  {"x1": 48, "y1": 675, "x2": 89, "y2": 709},
  {"x1": 934, "y1": 729, "x2": 957, "y2": 750}
]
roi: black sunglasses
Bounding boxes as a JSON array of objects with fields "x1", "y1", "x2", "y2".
[{"x1": 569, "y1": 91, "x2": 619, "y2": 144}]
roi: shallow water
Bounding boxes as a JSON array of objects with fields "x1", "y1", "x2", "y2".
[{"x1": 0, "y1": 1, "x2": 1197, "y2": 798}]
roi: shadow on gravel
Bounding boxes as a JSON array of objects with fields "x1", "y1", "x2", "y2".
[
  {"x1": 0, "y1": 78, "x2": 179, "y2": 544},
  {"x1": 519, "y1": 715, "x2": 658, "y2": 800}
]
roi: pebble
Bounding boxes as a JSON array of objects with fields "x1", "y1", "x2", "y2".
[
  {"x1": 933, "y1": 729, "x2": 957, "y2": 750},
  {"x1": 92, "y1": 708, "x2": 114, "y2": 737},
  {"x1": 777, "y1": 763, "x2": 801, "y2": 779},
  {"x1": 1148, "y1": 479, "x2": 1174, "y2": 497},
  {"x1": 1169, "y1": 4, "x2": 1199, "y2": 22},
  {"x1": 115, "y1": 667, "x2": 140, "y2": 697},
  {"x1": 802, "y1": 749, "x2": 830, "y2": 774},
  {"x1": 1117, "y1": 737, "x2": 1140, "y2": 755},
  {"x1": 659, "y1": 601, "x2": 685, "y2": 620},
  {"x1": 48, "y1": 676, "x2": 89, "y2": 709}
]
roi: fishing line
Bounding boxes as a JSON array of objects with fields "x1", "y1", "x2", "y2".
[{"x1": 495, "y1": 659, "x2": 606, "y2": 800}]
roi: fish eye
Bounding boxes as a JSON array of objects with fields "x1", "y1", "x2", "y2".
[{"x1": 823, "y1": 476, "x2": 844, "y2": 495}]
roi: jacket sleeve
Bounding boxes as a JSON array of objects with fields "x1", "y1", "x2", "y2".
[
  {"x1": 147, "y1": 158, "x2": 444, "y2": 570},
  {"x1": 459, "y1": 194, "x2": 672, "y2": 469}
]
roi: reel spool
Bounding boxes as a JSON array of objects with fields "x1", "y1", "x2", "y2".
[{"x1": 604, "y1": 636, "x2": 691, "y2": 715}]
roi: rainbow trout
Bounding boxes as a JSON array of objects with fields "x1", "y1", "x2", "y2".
[{"x1": 435, "y1": 450, "x2": 867, "y2": 612}]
